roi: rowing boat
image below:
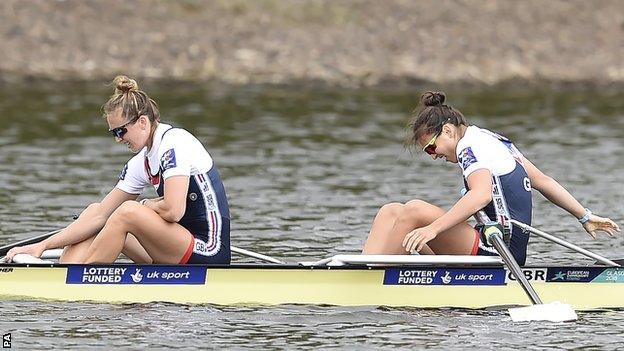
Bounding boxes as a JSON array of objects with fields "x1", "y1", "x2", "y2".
[{"x1": 1, "y1": 254, "x2": 622, "y2": 310}]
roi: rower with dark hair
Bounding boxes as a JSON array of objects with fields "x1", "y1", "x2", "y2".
[{"x1": 362, "y1": 91, "x2": 619, "y2": 265}]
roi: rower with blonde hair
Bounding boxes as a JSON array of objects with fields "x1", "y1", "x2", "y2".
[{"x1": 6, "y1": 75, "x2": 231, "y2": 264}]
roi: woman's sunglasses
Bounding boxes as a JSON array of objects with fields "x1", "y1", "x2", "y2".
[
  {"x1": 422, "y1": 132, "x2": 441, "y2": 155},
  {"x1": 109, "y1": 117, "x2": 138, "y2": 138}
]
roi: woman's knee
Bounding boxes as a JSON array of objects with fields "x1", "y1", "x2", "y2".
[
  {"x1": 108, "y1": 200, "x2": 143, "y2": 226},
  {"x1": 377, "y1": 202, "x2": 404, "y2": 218},
  {"x1": 404, "y1": 199, "x2": 430, "y2": 210},
  {"x1": 395, "y1": 199, "x2": 430, "y2": 225}
]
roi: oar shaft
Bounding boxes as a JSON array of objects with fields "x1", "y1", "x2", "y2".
[
  {"x1": 231, "y1": 246, "x2": 285, "y2": 264},
  {"x1": 490, "y1": 233, "x2": 542, "y2": 304},
  {"x1": 0, "y1": 229, "x2": 61, "y2": 257},
  {"x1": 509, "y1": 219, "x2": 619, "y2": 267},
  {"x1": 470, "y1": 203, "x2": 544, "y2": 306}
]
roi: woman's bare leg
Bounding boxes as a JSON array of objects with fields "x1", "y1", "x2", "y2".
[
  {"x1": 364, "y1": 199, "x2": 477, "y2": 255},
  {"x1": 122, "y1": 234, "x2": 153, "y2": 263},
  {"x1": 363, "y1": 203, "x2": 404, "y2": 254},
  {"x1": 59, "y1": 236, "x2": 95, "y2": 263},
  {"x1": 82, "y1": 201, "x2": 193, "y2": 264},
  {"x1": 391, "y1": 199, "x2": 476, "y2": 255},
  {"x1": 364, "y1": 202, "x2": 435, "y2": 254},
  {"x1": 58, "y1": 202, "x2": 101, "y2": 263},
  {"x1": 59, "y1": 234, "x2": 153, "y2": 263}
]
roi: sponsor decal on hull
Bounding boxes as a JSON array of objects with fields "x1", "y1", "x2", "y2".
[
  {"x1": 66, "y1": 265, "x2": 206, "y2": 285},
  {"x1": 546, "y1": 267, "x2": 624, "y2": 283},
  {"x1": 592, "y1": 268, "x2": 624, "y2": 283},
  {"x1": 505, "y1": 268, "x2": 547, "y2": 283},
  {"x1": 384, "y1": 268, "x2": 506, "y2": 286}
]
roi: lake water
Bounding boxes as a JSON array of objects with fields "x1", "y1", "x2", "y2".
[{"x1": 0, "y1": 82, "x2": 623, "y2": 349}]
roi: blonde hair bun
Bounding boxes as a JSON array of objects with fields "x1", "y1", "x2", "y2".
[{"x1": 113, "y1": 75, "x2": 139, "y2": 94}]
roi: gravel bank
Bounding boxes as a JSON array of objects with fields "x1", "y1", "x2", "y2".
[{"x1": 1, "y1": 0, "x2": 623, "y2": 87}]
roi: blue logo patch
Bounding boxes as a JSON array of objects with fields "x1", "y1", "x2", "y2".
[
  {"x1": 66, "y1": 265, "x2": 206, "y2": 284},
  {"x1": 383, "y1": 268, "x2": 506, "y2": 286},
  {"x1": 160, "y1": 148, "x2": 177, "y2": 170},
  {"x1": 546, "y1": 267, "x2": 606, "y2": 283},
  {"x1": 458, "y1": 147, "x2": 478, "y2": 170},
  {"x1": 119, "y1": 164, "x2": 128, "y2": 180}
]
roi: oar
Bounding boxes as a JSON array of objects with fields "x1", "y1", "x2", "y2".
[
  {"x1": 0, "y1": 214, "x2": 79, "y2": 257},
  {"x1": 459, "y1": 189, "x2": 576, "y2": 321},
  {"x1": 231, "y1": 246, "x2": 285, "y2": 264},
  {"x1": 474, "y1": 210, "x2": 577, "y2": 322},
  {"x1": 509, "y1": 219, "x2": 620, "y2": 267},
  {"x1": 0, "y1": 229, "x2": 62, "y2": 257}
]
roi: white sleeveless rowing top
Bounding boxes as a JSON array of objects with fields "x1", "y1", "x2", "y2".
[{"x1": 456, "y1": 125, "x2": 532, "y2": 264}]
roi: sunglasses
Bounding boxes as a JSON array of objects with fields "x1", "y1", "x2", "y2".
[
  {"x1": 422, "y1": 132, "x2": 441, "y2": 155},
  {"x1": 109, "y1": 117, "x2": 139, "y2": 138}
]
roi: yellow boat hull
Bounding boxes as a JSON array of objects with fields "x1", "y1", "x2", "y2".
[{"x1": 1, "y1": 264, "x2": 622, "y2": 310}]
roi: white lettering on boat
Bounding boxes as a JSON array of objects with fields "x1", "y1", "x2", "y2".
[
  {"x1": 565, "y1": 270, "x2": 590, "y2": 280},
  {"x1": 81, "y1": 267, "x2": 127, "y2": 283},
  {"x1": 397, "y1": 270, "x2": 436, "y2": 284},
  {"x1": 468, "y1": 274, "x2": 494, "y2": 281},
  {"x1": 449, "y1": 273, "x2": 495, "y2": 282},
  {"x1": 604, "y1": 269, "x2": 624, "y2": 282},
  {"x1": 506, "y1": 268, "x2": 547, "y2": 282},
  {"x1": 82, "y1": 267, "x2": 127, "y2": 276}
]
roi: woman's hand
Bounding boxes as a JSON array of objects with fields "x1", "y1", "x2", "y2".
[
  {"x1": 582, "y1": 215, "x2": 620, "y2": 239},
  {"x1": 140, "y1": 197, "x2": 162, "y2": 210},
  {"x1": 5, "y1": 242, "x2": 46, "y2": 263},
  {"x1": 402, "y1": 225, "x2": 439, "y2": 253}
]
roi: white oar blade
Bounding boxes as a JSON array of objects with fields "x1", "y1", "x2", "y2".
[{"x1": 509, "y1": 302, "x2": 577, "y2": 322}]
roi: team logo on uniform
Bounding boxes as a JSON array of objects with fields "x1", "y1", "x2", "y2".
[
  {"x1": 160, "y1": 149, "x2": 177, "y2": 170},
  {"x1": 458, "y1": 147, "x2": 478, "y2": 170},
  {"x1": 119, "y1": 164, "x2": 128, "y2": 180}
]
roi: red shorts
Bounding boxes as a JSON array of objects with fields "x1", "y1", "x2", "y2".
[{"x1": 470, "y1": 228, "x2": 480, "y2": 256}]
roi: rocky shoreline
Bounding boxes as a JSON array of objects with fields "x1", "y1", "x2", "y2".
[{"x1": 1, "y1": 0, "x2": 623, "y2": 87}]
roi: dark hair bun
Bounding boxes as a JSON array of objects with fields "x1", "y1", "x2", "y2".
[{"x1": 420, "y1": 91, "x2": 446, "y2": 107}]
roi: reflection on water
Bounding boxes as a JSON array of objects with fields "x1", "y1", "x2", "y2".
[{"x1": 0, "y1": 82, "x2": 623, "y2": 348}]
